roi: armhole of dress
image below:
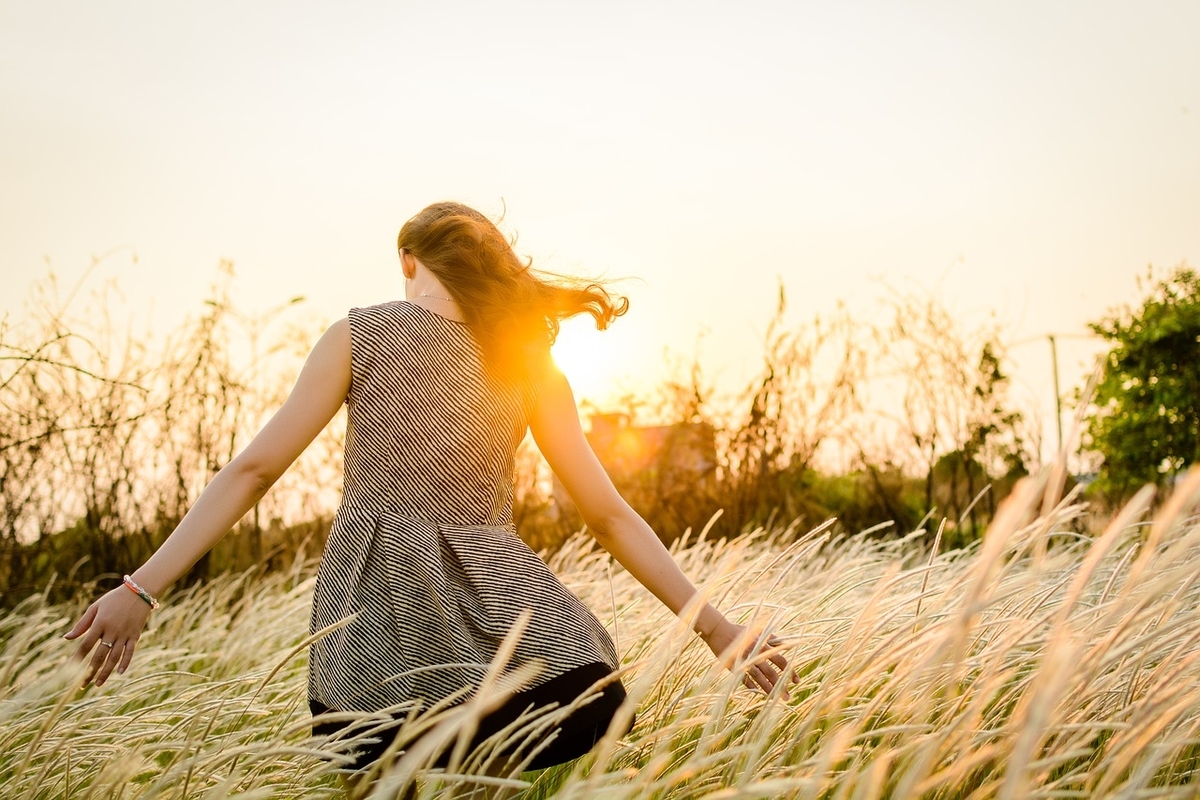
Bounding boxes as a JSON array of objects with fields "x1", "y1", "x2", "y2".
[{"x1": 345, "y1": 307, "x2": 370, "y2": 404}]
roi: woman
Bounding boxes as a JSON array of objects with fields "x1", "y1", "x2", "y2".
[{"x1": 65, "y1": 202, "x2": 791, "y2": 783}]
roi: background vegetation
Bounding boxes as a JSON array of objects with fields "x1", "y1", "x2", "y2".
[
  {"x1": 0, "y1": 260, "x2": 1195, "y2": 607},
  {"x1": 0, "y1": 261, "x2": 1059, "y2": 607},
  {"x1": 1083, "y1": 266, "x2": 1200, "y2": 503},
  {"x1": 1, "y1": 263, "x2": 343, "y2": 606}
]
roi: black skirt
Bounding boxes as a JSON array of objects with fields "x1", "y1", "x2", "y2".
[{"x1": 311, "y1": 662, "x2": 632, "y2": 772}]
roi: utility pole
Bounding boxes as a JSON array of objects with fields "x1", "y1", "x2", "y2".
[{"x1": 1048, "y1": 334, "x2": 1063, "y2": 455}]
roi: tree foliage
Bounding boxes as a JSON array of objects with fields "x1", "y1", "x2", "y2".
[{"x1": 1087, "y1": 265, "x2": 1200, "y2": 501}]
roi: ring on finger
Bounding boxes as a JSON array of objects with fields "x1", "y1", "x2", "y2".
[{"x1": 100, "y1": 640, "x2": 114, "y2": 648}]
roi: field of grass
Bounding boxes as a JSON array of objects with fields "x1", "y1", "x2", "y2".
[{"x1": 3, "y1": 467, "x2": 1200, "y2": 799}]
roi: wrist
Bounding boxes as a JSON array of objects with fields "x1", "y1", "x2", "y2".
[
  {"x1": 123, "y1": 574, "x2": 162, "y2": 610},
  {"x1": 129, "y1": 566, "x2": 168, "y2": 599},
  {"x1": 693, "y1": 604, "x2": 726, "y2": 640}
]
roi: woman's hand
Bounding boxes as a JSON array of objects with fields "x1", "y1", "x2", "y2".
[
  {"x1": 64, "y1": 585, "x2": 153, "y2": 688},
  {"x1": 702, "y1": 617, "x2": 794, "y2": 700}
]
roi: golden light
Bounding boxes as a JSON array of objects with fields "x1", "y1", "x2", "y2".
[{"x1": 550, "y1": 315, "x2": 626, "y2": 404}]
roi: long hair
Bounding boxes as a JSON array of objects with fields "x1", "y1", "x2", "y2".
[{"x1": 397, "y1": 202, "x2": 628, "y2": 381}]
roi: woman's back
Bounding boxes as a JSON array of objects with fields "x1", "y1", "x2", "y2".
[
  {"x1": 310, "y1": 300, "x2": 618, "y2": 714},
  {"x1": 340, "y1": 301, "x2": 534, "y2": 526}
]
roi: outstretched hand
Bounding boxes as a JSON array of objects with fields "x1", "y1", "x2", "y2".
[
  {"x1": 64, "y1": 585, "x2": 153, "y2": 687},
  {"x1": 702, "y1": 618, "x2": 795, "y2": 700}
]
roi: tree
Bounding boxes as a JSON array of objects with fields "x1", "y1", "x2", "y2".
[
  {"x1": 1086, "y1": 265, "x2": 1200, "y2": 501},
  {"x1": 862, "y1": 291, "x2": 1028, "y2": 541},
  {"x1": 718, "y1": 285, "x2": 866, "y2": 533}
]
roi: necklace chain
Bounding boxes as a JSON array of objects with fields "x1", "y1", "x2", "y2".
[{"x1": 417, "y1": 293, "x2": 453, "y2": 302}]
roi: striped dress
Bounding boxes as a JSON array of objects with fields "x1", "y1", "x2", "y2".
[{"x1": 308, "y1": 300, "x2": 620, "y2": 727}]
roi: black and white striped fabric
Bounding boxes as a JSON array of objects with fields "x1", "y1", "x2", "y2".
[{"x1": 308, "y1": 301, "x2": 619, "y2": 714}]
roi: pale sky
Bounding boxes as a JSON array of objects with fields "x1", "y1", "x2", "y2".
[{"x1": 3, "y1": 0, "x2": 1198, "y2": 459}]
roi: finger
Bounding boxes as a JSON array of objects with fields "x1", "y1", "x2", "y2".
[
  {"x1": 84, "y1": 639, "x2": 111, "y2": 687},
  {"x1": 756, "y1": 662, "x2": 793, "y2": 701},
  {"x1": 64, "y1": 604, "x2": 98, "y2": 641},
  {"x1": 760, "y1": 655, "x2": 793, "y2": 700},
  {"x1": 748, "y1": 663, "x2": 774, "y2": 694},
  {"x1": 745, "y1": 639, "x2": 785, "y2": 669},
  {"x1": 759, "y1": 636, "x2": 794, "y2": 677},
  {"x1": 95, "y1": 641, "x2": 123, "y2": 687},
  {"x1": 117, "y1": 639, "x2": 137, "y2": 675},
  {"x1": 74, "y1": 628, "x2": 102, "y2": 663}
]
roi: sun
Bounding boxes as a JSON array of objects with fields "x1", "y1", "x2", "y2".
[{"x1": 550, "y1": 316, "x2": 625, "y2": 404}]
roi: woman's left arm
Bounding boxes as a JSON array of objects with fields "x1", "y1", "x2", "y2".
[
  {"x1": 65, "y1": 318, "x2": 352, "y2": 686},
  {"x1": 530, "y1": 365, "x2": 792, "y2": 696}
]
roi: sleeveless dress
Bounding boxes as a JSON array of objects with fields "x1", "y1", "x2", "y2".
[{"x1": 308, "y1": 301, "x2": 625, "y2": 769}]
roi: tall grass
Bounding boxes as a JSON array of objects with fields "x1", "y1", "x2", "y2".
[{"x1": 3, "y1": 468, "x2": 1200, "y2": 798}]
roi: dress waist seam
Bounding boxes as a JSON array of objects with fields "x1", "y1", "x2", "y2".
[{"x1": 335, "y1": 503, "x2": 513, "y2": 531}]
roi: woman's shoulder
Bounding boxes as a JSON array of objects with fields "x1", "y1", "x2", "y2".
[
  {"x1": 347, "y1": 302, "x2": 476, "y2": 362},
  {"x1": 347, "y1": 301, "x2": 426, "y2": 333},
  {"x1": 349, "y1": 299, "x2": 412, "y2": 319},
  {"x1": 351, "y1": 300, "x2": 467, "y2": 326}
]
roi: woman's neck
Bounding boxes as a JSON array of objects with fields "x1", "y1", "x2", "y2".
[{"x1": 405, "y1": 272, "x2": 464, "y2": 322}]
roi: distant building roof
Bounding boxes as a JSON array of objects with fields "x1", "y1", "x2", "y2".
[{"x1": 552, "y1": 413, "x2": 717, "y2": 515}]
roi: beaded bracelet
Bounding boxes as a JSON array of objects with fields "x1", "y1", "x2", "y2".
[{"x1": 123, "y1": 574, "x2": 161, "y2": 610}]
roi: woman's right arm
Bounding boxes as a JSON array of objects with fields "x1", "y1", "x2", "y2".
[
  {"x1": 529, "y1": 365, "x2": 791, "y2": 696},
  {"x1": 64, "y1": 318, "x2": 353, "y2": 687}
]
